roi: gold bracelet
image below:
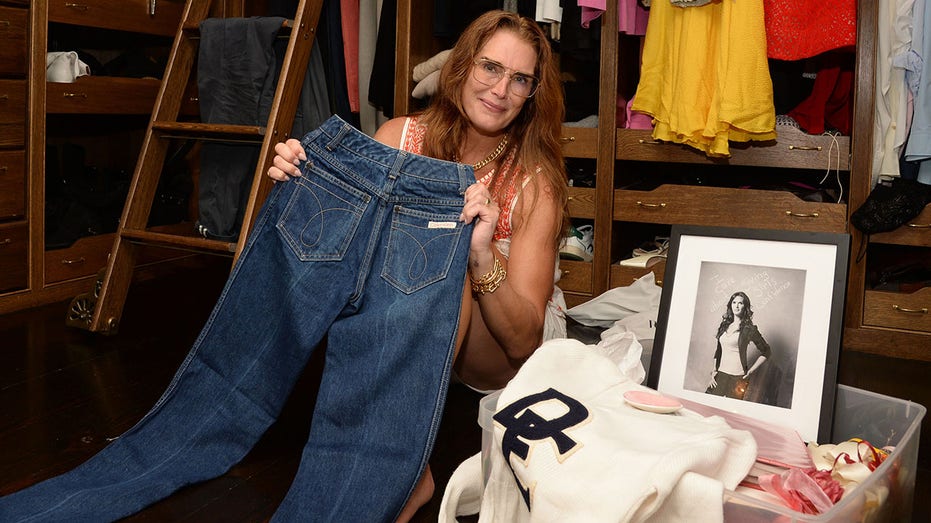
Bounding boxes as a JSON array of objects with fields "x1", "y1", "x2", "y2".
[{"x1": 469, "y1": 257, "x2": 507, "y2": 295}]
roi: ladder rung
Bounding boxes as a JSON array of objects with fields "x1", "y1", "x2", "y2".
[
  {"x1": 120, "y1": 228, "x2": 237, "y2": 254},
  {"x1": 152, "y1": 121, "x2": 266, "y2": 143},
  {"x1": 183, "y1": 18, "x2": 293, "y2": 32}
]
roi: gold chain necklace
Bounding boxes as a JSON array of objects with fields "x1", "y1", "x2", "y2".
[{"x1": 460, "y1": 134, "x2": 509, "y2": 172}]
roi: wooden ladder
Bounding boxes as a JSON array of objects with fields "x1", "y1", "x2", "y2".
[{"x1": 67, "y1": 0, "x2": 323, "y2": 334}]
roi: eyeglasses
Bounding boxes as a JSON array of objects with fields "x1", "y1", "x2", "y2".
[{"x1": 471, "y1": 58, "x2": 539, "y2": 98}]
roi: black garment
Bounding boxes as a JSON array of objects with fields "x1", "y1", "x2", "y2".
[
  {"x1": 197, "y1": 16, "x2": 286, "y2": 241},
  {"x1": 433, "y1": 0, "x2": 503, "y2": 40},
  {"x1": 369, "y1": 0, "x2": 397, "y2": 118}
]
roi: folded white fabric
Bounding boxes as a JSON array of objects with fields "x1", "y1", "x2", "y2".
[
  {"x1": 46, "y1": 51, "x2": 91, "y2": 83},
  {"x1": 412, "y1": 49, "x2": 451, "y2": 82},
  {"x1": 411, "y1": 69, "x2": 440, "y2": 99},
  {"x1": 441, "y1": 338, "x2": 757, "y2": 522},
  {"x1": 567, "y1": 271, "x2": 662, "y2": 328}
]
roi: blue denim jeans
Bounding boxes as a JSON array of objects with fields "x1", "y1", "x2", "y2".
[{"x1": 0, "y1": 116, "x2": 475, "y2": 522}]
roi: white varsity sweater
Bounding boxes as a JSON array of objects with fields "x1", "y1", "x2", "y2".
[{"x1": 440, "y1": 338, "x2": 757, "y2": 522}]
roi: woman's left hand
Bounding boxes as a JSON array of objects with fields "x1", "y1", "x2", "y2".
[{"x1": 460, "y1": 183, "x2": 498, "y2": 254}]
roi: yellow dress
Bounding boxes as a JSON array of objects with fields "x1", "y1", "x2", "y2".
[{"x1": 631, "y1": 0, "x2": 776, "y2": 157}]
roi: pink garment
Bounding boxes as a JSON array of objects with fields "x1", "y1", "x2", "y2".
[
  {"x1": 579, "y1": 0, "x2": 649, "y2": 35},
  {"x1": 340, "y1": 0, "x2": 360, "y2": 112}
]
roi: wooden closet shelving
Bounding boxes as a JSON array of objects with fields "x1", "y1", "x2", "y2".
[{"x1": 0, "y1": 0, "x2": 195, "y2": 314}]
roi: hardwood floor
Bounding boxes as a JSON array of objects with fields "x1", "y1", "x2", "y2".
[
  {"x1": 0, "y1": 259, "x2": 482, "y2": 522},
  {"x1": 1, "y1": 259, "x2": 928, "y2": 521}
]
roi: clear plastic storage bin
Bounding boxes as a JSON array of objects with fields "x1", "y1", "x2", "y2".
[
  {"x1": 478, "y1": 385, "x2": 925, "y2": 522},
  {"x1": 723, "y1": 384, "x2": 926, "y2": 522}
]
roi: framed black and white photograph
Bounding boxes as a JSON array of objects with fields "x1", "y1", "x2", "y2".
[{"x1": 646, "y1": 225, "x2": 850, "y2": 443}]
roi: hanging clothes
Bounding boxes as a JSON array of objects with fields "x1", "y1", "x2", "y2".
[
  {"x1": 631, "y1": 0, "x2": 776, "y2": 157},
  {"x1": 340, "y1": 0, "x2": 360, "y2": 113},
  {"x1": 579, "y1": 0, "x2": 649, "y2": 36},
  {"x1": 368, "y1": 0, "x2": 396, "y2": 118},
  {"x1": 904, "y1": 0, "x2": 931, "y2": 184},
  {"x1": 195, "y1": 16, "x2": 287, "y2": 241},
  {"x1": 763, "y1": 0, "x2": 856, "y2": 61},
  {"x1": 872, "y1": 0, "x2": 916, "y2": 184},
  {"x1": 787, "y1": 52, "x2": 854, "y2": 136}
]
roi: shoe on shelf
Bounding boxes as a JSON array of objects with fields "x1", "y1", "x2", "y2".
[
  {"x1": 560, "y1": 225, "x2": 594, "y2": 262},
  {"x1": 619, "y1": 236, "x2": 669, "y2": 268},
  {"x1": 851, "y1": 177, "x2": 931, "y2": 234}
]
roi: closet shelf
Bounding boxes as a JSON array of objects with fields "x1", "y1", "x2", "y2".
[
  {"x1": 560, "y1": 126, "x2": 598, "y2": 159},
  {"x1": 864, "y1": 287, "x2": 931, "y2": 333},
  {"x1": 613, "y1": 184, "x2": 847, "y2": 233},
  {"x1": 49, "y1": 0, "x2": 185, "y2": 37},
  {"x1": 46, "y1": 76, "x2": 161, "y2": 114},
  {"x1": 870, "y1": 206, "x2": 931, "y2": 247},
  {"x1": 616, "y1": 128, "x2": 850, "y2": 171},
  {"x1": 567, "y1": 187, "x2": 595, "y2": 219}
]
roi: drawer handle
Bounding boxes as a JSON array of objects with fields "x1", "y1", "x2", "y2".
[
  {"x1": 65, "y1": 3, "x2": 89, "y2": 10},
  {"x1": 63, "y1": 93, "x2": 88, "y2": 98},
  {"x1": 0, "y1": 238, "x2": 11, "y2": 246},
  {"x1": 0, "y1": 166, "x2": 7, "y2": 173},
  {"x1": 892, "y1": 304, "x2": 928, "y2": 314},
  {"x1": 632, "y1": 277, "x2": 663, "y2": 285},
  {"x1": 636, "y1": 201, "x2": 667, "y2": 209},
  {"x1": 0, "y1": 94, "x2": 8, "y2": 101},
  {"x1": 785, "y1": 210, "x2": 820, "y2": 218},
  {"x1": 149, "y1": 0, "x2": 157, "y2": 16},
  {"x1": 788, "y1": 145, "x2": 823, "y2": 151},
  {"x1": 906, "y1": 222, "x2": 930, "y2": 229},
  {"x1": 560, "y1": 136, "x2": 576, "y2": 143},
  {"x1": 561, "y1": 269, "x2": 570, "y2": 277},
  {"x1": 61, "y1": 257, "x2": 86, "y2": 265},
  {"x1": 638, "y1": 139, "x2": 663, "y2": 146},
  {"x1": 0, "y1": 21, "x2": 11, "y2": 28}
]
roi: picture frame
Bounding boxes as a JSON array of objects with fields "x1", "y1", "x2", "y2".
[{"x1": 646, "y1": 225, "x2": 850, "y2": 443}]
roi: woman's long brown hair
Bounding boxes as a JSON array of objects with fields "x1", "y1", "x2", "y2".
[{"x1": 418, "y1": 10, "x2": 569, "y2": 248}]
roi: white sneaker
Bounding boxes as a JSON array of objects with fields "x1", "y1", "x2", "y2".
[{"x1": 560, "y1": 225, "x2": 594, "y2": 262}]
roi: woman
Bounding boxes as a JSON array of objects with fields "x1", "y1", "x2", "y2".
[
  {"x1": 705, "y1": 291, "x2": 771, "y2": 401},
  {"x1": 1, "y1": 12, "x2": 566, "y2": 523},
  {"x1": 269, "y1": 10, "x2": 569, "y2": 520}
]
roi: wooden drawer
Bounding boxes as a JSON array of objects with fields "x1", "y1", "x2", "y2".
[
  {"x1": 871, "y1": 205, "x2": 931, "y2": 247},
  {"x1": 0, "y1": 150, "x2": 25, "y2": 220},
  {"x1": 558, "y1": 259, "x2": 592, "y2": 294},
  {"x1": 48, "y1": 0, "x2": 185, "y2": 37},
  {"x1": 616, "y1": 129, "x2": 850, "y2": 171},
  {"x1": 45, "y1": 234, "x2": 114, "y2": 283},
  {"x1": 610, "y1": 260, "x2": 666, "y2": 288},
  {"x1": 45, "y1": 229, "x2": 192, "y2": 283},
  {"x1": 614, "y1": 185, "x2": 847, "y2": 233},
  {"x1": 46, "y1": 77, "x2": 162, "y2": 114},
  {"x1": 864, "y1": 287, "x2": 931, "y2": 333},
  {"x1": 0, "y1": 79, "x2": 26, "y2": 147},
  {"x1": 567, "y1": 186, "x2": 595, "y2": 219},
  {"x1": 560, "y1": 126, "x2": 598, "y2": 159},
  {"x1": 0, "y1": 222, "x2": 28, "y2": 294},
  {"x1": 0, "y1": 5, "x2": 28, "y2": 76}
]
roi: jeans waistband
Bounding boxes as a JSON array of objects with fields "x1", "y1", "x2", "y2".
[{"x1": 300, "y1": 115, "x2": 476, "y2": 200}]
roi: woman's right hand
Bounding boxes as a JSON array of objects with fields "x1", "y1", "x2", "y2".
[{"x1": 267, "y1": 138, "x2": 306, "y2": 182}]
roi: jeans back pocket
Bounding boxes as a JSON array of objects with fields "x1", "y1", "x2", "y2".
[
  {"x1": 382, "y1": 206, "x2": 466, "y2": 294},
  {"x1": 276, "y1": 172, "x2": 369, "y2": 261}
]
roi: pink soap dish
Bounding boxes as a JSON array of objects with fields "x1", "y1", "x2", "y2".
[{"x1": 623, "y1": 390, "x2": 683, "y2": 414}]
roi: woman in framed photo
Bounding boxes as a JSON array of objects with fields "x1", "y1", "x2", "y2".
[{"x1": 705, "y1": 291, "x2": 772, "y2": 400}]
